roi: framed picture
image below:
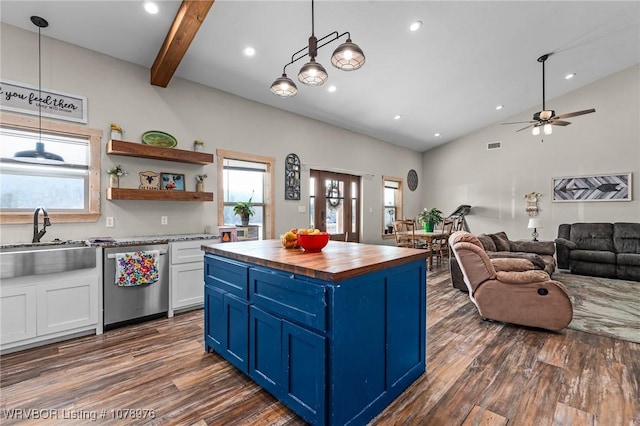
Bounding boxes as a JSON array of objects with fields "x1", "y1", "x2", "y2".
[
  {"x1": 138, "y1": 171, "x2": 160, "y2": 190},
  {"x1": 552, "y1": 173, "x2": 632, "y2": 202},
  {"x1": 160, "y1": 172, "x2": 185, "y2": 191}
]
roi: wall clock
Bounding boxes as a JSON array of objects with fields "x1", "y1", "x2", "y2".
[{"x1": 407, "y1": 169, "x2": 418, "y2": 191}]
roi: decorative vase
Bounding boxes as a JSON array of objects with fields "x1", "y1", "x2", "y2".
[
  {"x1": 241, "y1": 214, "x2": 249, "y2": 226},
  {"x1": 109, "y1": 174, "x2": 119, "y2": 188},
  {"x1": 424, "y1": 222, "x2": 433, "y2": 232},
  {"x1": 196, "y1": 181, "x2": 204, "y2": 192},
  {"x1": 110, "y1": 129, "x2": 122, "y2": 141}
]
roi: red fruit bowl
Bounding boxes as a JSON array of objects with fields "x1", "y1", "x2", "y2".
[{"x1": 297, "y1": 233, "x2": 330, "y2": 252}]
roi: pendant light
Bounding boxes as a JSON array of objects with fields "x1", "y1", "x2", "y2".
[
  {"x1": 270, "y1": 0, "x2": 365, "y2": 98},
  {"x1": 13, "y1": 16, "x2": 65, "y2": 165}
]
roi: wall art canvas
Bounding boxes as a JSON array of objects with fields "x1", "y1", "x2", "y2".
[
  {"x1": 161, "y1": 172, "x2": 185, "y2": 191},
  {"x1": 552, "y1": 173, "x2": 631, "y2": 202}
]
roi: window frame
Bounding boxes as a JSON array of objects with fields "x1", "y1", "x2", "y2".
[
  {"x1": 382, "y1": 175, "x2": 403, "y2": 239},
  {"x1": 216, "y1": 149, "x2": 275, "y2": 239},
  {"x1": 0, "y1": 113, "x2": 101, "y2": 224}
]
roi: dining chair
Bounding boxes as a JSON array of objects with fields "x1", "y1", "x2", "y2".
[
  {"x1": 431, "y1": 218, "x2": 455, "y2": 266},
  {"x1": 393, "y1": 219, "x2": 418, "y2": 248}
]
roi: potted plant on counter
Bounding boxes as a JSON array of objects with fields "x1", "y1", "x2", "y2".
[
  {"x1": 418, "y1": 207, "x2": 443, "y2": 232},
  {"x1": 233, "y1": 196, "x2": 255, "y2": 226}
]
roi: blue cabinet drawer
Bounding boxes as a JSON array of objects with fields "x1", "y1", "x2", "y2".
[
  {"x1": 205, "y1": 255, "x2": 248, "y2": 299},
  {"x1": 249, "y1": 268, "x2": 326, "y2": 332}
]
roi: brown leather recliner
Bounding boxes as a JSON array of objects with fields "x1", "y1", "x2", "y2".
[{"x1": 449, "y1": 231, "x2": 573, "y2": 331}]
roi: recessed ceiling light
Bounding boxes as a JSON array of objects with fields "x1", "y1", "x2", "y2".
[
  {"x1": 495, "y1": 105, "x2": 504, "y2": 110},
  {"x1": 409, "y1": 21, "x2": 422, "y2": 32},
  {"x1": 328, "y1": 85, "x2": 337, "y2": 93},
  {"x1": 565, "y1": 73, "x2": 576, "y2": 80},
  {"x1": 434, "y1": 132, "x2": 441, "y2": 137},
  {"x1": 144, "y1": 1, "x2": 159, "y2": 14},
  {"x1": 394, "y1": 115, "x2": 402, "y2": 120},
  {"x1": 243, "y1": 46, "x2": 256, "y2": 57}
]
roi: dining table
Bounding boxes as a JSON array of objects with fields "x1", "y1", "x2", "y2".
[{"x1": 399, "y1": 229, "x2": 451, "y2": 270}]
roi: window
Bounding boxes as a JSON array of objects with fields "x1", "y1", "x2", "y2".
[
  {"x1": 383, "y1": 176, "x2": 403, "y2": 237},
  {"x1": 0, "y1": 114, "x2": 101, "y2": 223},
  {"x1": 217, "y1": 149, "x2": 275, "y2": 239}
]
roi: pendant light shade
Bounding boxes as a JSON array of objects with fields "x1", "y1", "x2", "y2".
[
  {"x1": 14, "y1": 142, "x2": 65, "y2": 164},
  {"x1": 532, "y1": 126, "x2": 540, "y2": 136},
  {"x1": 298, "y1": 58, "x2": 328, "y2": 86},
  {"x1": 270, "y1": 73, "x2": 298, "y2": 98},
  {"x1": 13, "y1": 16, "x2": 64, "y2": 165},
  {"x1": 270, "y1": 0, "x2": 364, "y2": 97},
  {"x1": 543, "y1": 123, "x2": 553, "y2": 135},
  {"x1": 331, "y1": 39, "x2": 366, "y2": 71}
]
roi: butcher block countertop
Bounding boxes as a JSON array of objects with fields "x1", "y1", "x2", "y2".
[{"x1": 202, "y1": 239, "x2": 428, "y2": 282}]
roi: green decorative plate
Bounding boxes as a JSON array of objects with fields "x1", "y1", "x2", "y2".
[{"x1": 142, "y1": 131, "x2": 178, "y2": 148}]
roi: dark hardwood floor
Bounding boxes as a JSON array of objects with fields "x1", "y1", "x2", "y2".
[{"x1": 1, "y1": 264, "x2": 638, "y2": 425}]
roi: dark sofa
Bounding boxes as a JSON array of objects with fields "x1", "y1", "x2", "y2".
[
  {"x1": 450, "y1": 231, "x2": 556, "y2": 291},
  {"x1": 555, "y1": 222, "x2": 640, "y2": 281}
]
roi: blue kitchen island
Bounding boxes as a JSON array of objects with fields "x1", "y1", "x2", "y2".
[{"x1": 202, "y1": 239, "x2": 428, "y2": 425}]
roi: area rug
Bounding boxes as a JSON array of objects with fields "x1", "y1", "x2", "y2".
[{"x1": 553, "y1": 272, "x2": 640, "y2": 344}]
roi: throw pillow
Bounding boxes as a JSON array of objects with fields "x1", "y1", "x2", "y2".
[
  {"x1": 490, "y1": 232, "x2": 511, "y2": 252},
  {"x1": 477, "y1": 234, "x2": 497, "y2": 252}
]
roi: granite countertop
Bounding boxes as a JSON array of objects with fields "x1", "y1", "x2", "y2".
[{"x1": 1, "y1": 234, "x2": 219, "y2": 250}]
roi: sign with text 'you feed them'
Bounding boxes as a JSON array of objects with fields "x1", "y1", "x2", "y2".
[{"x1": 0, "y1": 79, "x2": 87, "y2": 124}]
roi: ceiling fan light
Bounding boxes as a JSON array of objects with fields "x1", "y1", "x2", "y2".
[
  {"x1": 331, "y1": 39, "x2": 366, "y2": 71},
  {"x1": 539, "y1": 110, "x2": 554, "y2": 120},
  {"x1": 298, "y1": 59, "x2": 328, "y2": 86},
  {"x1": 543, "y1": 123, "x2": 553, "y2": 135},
  {"x1": 532, "y1": 126, "x2": 540, "y2": 136},
  {"x1": 270, "y1": 74, "x2": 298, "y2": 98}
]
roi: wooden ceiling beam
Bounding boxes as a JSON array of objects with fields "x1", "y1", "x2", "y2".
[{"x1": 151, "y1": 0, "x2": 215, "y2": 88}]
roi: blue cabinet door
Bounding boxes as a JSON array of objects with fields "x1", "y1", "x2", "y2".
[
  {"x1": 204, "y1": 285, "x2": 225, "y2": 353},
  {"x1": 204, "y1": 285, "x2": 249, "y2": 373},
  {"x1": 249, "y1": 305, "x2": 282, "y2": 395},
  {"x1": 282, "y1": 319, "x2": 326, "y2": 426},
  {"x1": 224, "y1": 294, "x2": 249, "y2": 374}
]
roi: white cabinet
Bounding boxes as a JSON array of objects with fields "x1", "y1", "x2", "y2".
[
  {"x1": 1, "y1": 285, "x2": 37, "y2": 344},
  {"x1": 37, "y1": 274, "x2": 99, "y2": 335},
  {"x1": 169, "y1": 239, "x2": 217, "y2": 316},
  {"x1": 0, "y1": 248, "x2": 101, "y2": 353}
]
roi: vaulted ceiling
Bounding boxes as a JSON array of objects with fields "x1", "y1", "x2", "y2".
[{"x1": 1, "y1": 1, "x2": 638, "y2": 152}]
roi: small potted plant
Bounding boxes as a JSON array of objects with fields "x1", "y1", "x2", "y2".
[
  {"x1": 106, "y1": 165, "x2": 128, "y2": 188},
  {"x1": 193, "y1": 140, "x2": 204, "y2": 152},
  {"x1": 195, "y1": 174, "x2": 207, "y2": 192},
  {"x1": 233, "y1": 196, "x2": 255, "y2": 226},
  {"x1": 417, "y1": 207, "x2": 443, "y2": 232},
  {"x1": 110, "y1": 123, "x2": 123, "y2": 140}
]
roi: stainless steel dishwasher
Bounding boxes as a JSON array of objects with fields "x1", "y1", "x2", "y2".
[{"x1": 103, "y1": 244, "x2": 169, "y2": 330}]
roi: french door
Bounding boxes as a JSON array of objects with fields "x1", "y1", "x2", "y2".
[{"x1": 309, "y1": 170, "x2": 360, "y2": 242}]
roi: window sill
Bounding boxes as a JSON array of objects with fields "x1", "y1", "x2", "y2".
[{"x1": 0, "y1": 212, "x2": 100, "y2": 224}]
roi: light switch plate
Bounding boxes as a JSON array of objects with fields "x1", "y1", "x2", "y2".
[{"x1": 298, "y1": 205, "x2": 306, "y2": 213}]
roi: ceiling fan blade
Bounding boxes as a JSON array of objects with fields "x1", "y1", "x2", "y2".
[
  {"x1": 501, "y1": 121, "x2": 537, "y2": 125},
  {"x1": 554, "y1": 108, "x2": 596, "y2": 119},
  {"x1": 551, "y1": 120, "x2": 571, "y2": 126},
  {"x1": 516, "y1": 124, "x2": 536, "y2": 132}
]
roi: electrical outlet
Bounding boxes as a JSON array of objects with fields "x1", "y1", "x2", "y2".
[
  {"x1": 106, "y1": 217, "x2": 114, "y2": 227},
  {"x1": 161, "y1": 216, "x2": 168, "y2": 225}
]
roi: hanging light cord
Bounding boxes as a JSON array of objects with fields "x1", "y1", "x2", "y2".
[{"x1": 38, "y1": 23, "x2": 43, "y2": 144}]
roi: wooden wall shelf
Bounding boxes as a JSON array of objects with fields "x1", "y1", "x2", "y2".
[
  {"x1": 107, "y1": 188, "x2": 214, "y2": 202},
  {"x1": 107, "y1": 139, "x2": 214, "y2": 165}
]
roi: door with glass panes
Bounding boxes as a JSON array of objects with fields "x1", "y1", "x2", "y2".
[{"x1": 309, "y1": 170, "x2": 360, "y2": 242}]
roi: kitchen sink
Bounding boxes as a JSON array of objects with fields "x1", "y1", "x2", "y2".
[{"x1": 0, "y1": 241, "x2": 96, "y2": 279}]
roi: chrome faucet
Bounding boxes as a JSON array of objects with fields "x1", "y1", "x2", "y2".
[{"x1": 33, "y1": 206, "x2": 51, "y2": 243}]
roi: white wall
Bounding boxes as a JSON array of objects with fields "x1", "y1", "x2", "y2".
[
  {"x1": 422, "y1": 64, "x2": 640, "y2": 241},
  {"x1": 0, "y1": 23, "x2": 424, "y2": 245}
]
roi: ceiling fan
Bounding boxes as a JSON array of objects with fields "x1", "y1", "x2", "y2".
[{"x1": 502, "y1": 53, "x2": 596, "y2": 135}]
